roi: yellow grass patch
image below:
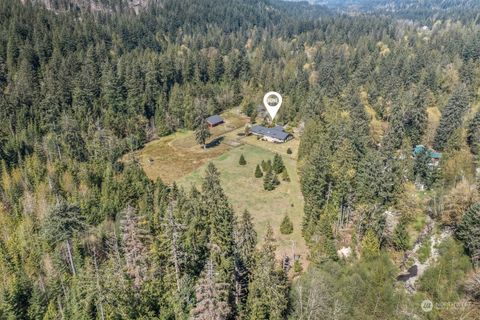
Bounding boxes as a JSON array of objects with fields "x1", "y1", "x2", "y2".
[
  {"x1": 425, "y1": 107, "x2": 441, "y2": 145},
  {"x1": 124, "y1": 111, "x2": 249, "y2": 184}
]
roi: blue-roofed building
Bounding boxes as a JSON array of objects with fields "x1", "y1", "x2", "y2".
[
  {"x1": 206, "y1": 115, "x2": 224, "y2": 128},
  {"x1": 413, "y1": 145, "x2": 442, "y2": 166},
  {"x1": 250, "y1": 125, "x2": 293, "y2": 143}
]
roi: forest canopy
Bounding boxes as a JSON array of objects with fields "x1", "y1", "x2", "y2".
[{"x1": 0, "y1": 0, "x2": 479, "y2": 319}]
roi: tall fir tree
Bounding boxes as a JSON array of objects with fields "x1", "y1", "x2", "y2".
[
  {"x1": 246, "y1": 225, "x2": 289, "y2": 320},
  {"x1": 434, "y1": 85, "x2": 470, "y2": 151},
  {"x1": 191, "y1": 260, "x2": 231, "y2": 320},
  {"x1": 202, "y1": 163, "x2": 237, "y2": 312}
]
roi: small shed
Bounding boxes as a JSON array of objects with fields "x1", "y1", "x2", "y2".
[{"x1": 206, "y1": 115, "x2": 224, "y2": 128}]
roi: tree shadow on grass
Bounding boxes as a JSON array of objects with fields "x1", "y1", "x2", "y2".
[{"x1": 205, "y1": 136, "x2": 225, "y2": 149}]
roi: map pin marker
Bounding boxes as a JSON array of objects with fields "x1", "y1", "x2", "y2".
[{"x1": 263, "y1": 91, "x2": 283, "y2": 120}]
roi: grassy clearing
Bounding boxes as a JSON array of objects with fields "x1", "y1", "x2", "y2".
[
  {"x1": 128, "y1": 110, "x2": 307, "y2": 264},
  {"x1": 124, "y1": 111, "x2": 249, "y2": 184},
  {"x1": 242, "y1": 134, "x2": 300, "y2": 160},
  {"x1": 178, "y1": 144, "x2": 307, "y2": 264}
]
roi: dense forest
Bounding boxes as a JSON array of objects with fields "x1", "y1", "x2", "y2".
[{"x1": 0, "y1": 0, "x2": 479, "y2": 319}]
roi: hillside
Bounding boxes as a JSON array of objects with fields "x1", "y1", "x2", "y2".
[{"x1": 1, "y1": 0, "x2": 480, "y2": 319}]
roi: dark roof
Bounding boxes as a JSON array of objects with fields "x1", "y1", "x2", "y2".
[
  {"x1": 206, "y1": 115, "x2": 224, "y2": 125},
  {"x1": 250, "y1": 125, "x2": 291, "y2": 141}
]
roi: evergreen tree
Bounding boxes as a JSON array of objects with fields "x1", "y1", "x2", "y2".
[
  {"x1": 254, "y1": 164, "x2": 263, "y2": 178},
  {"x1": 235, "y1": 209, "x2": 257, "y2": 308},
  {"x1": 467, "y1": 111, "x2": 480, "y2": 155},
  {"x1": 434, "y1": 86, "x2": 470, "y2": 151},
  {"x1": 202, "y1": 163, "x2": 236, "y2": 305},
  {"x1": 404, "y1": 89, "x2": 428, "y2": 146},
  {"x1": 263, "y1": 167, "x2": 275, "y2": 191},
  {"x1": 261, "y1": 160, "x2": 268, "y2": 171},
  {"x1": 392, "y1": 221, "x2": 410, "y2": 251},
  {"x1": 456, "y1": 203, "x2": 480, "y2": 265},
  {"x1": 246, "y1": 225, "x2": 288, "y2": 319},
  {"x1": 272, "y1": 153, "x2": 285, "y2": 174},
  {"x1": 413, "y1": 148, "x2": 431, "y2": 186},
  {"x1": 42, "y1": 198, "x2": 86, "y2": 275},
  {"x1": 120, "y1": 206, "x2": 149, "y2": 289},
  {"x1": 236, "y1": 210, "x2": 257, "y2": 271},
  {"x1": 310, "y1": 217, "x2": 338, "y2": 265},
  {"x1": 362, "y1": 229, "x2": 380, "y2": 259},
  {"x1": 191, "y1": 260, "x2": 231, "y2": 320},
  {"x1": 195, "y1": 117, "x2": 211, "y2": 150},
  {"x1": 239, "y1": 154, "x2": 247, "y2": 165},
  {"x1": 280, "y1": 214, "x2": 293, "y2": 235},
  {"x1": 300, "y1": 144, "x2": 331, "y2": 238}
]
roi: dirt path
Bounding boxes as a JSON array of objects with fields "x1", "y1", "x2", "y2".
[{"x1": 397, "y1": 216, "x2": 452, "y2": 293}]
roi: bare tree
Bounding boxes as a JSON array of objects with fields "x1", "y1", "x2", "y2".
[
  {"x1": 120, "y1": 206, "x2": 149, "y2": 289},
  {"x1": 191, "y1": 259, "x2": 230, "y2": 320}
]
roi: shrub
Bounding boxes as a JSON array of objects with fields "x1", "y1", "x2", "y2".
[
  {"x1": 293, "y1": 260, "x2": 303, "y2": 274},
  {"x1": 287, "y1": 148, "x2": 292, "y2": 154},
  {"x1": 281, "y1": 169, "x2": 290, "y2": 182}
]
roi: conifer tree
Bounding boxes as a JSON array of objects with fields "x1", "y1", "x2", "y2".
[
  {"x1": 43, "y1": 198, "x2": 86, "y2": 275},
  {"x1": 255, "y1": 164, "x2": 263, "y2": 178},
  {"x1": 261, "y1": 160, "x2": 267, "y2": 171},
  {"x1": 362, "y1": 229, "x2": 380, "y2": 259},
  {"x1": 456, "y1": 203, "x2": 480, "y2": 265},
  {"x1": 239, "y1": 154, "x2": 247, "y2": 165},
  {"x1": 195, "y1": 117, "x2": 211, "y2": 150},
  {"x1": 434, "y1": 86, "x2": 469, "y2": 151},
  {"x1": 201, "y1": 164, "x2": 236, "y2": 302},
  {"x1": 235, "y1": 209, "x2": 257, "y2": 308},
  {"x1": 310, "y1": 217, "x2": 338, "y2": 265},
  {"x1": 121, "y1": 206, "x2": 149, "y2": 289},
  {"x1": 392, "y1": 221, "x2": 410, "y2": 251},
  {"x1": 191, "y1": 260, "x2": 231, "y2": 320},
  {"x1": 404, "y1": 89, "x2": 428, "y2": 146},
  {"x1": 467, "y1": 111, "x2": 480, "y2": 155},
  {"x1": 263, "y1": 167, "x2": 275, "y2": 191},
  {"x1": 236, "y1": 210, "x2": 257, "y2": 271},
  {"x1": 280, "y1": 214, "x2": 293, "y2": 235},
  {"x1": 272, "y1": 153, "x2": 285, "y2": 174},
  {"x1": 246, "y1": 225, "x2": 288, "y2": 319},
  {"x1": 300, "y1": 145, "x2": 330, "y2": 238}
]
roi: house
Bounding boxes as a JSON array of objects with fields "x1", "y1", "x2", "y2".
[
  {"x1": 250, "y1": 125, "x2": 293, "y2": 143},
  {"x1": 206, "y1": 115, "x2": 224, "y2": 128},
  {"x1": 413, "y1": 145, "x2": 442, "y2": 166}
]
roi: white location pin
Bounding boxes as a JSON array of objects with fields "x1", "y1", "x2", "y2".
[{"x1": 263, "y1": 91, "x2": 283, "y2": 120}]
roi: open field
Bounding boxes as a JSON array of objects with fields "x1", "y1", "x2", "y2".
[
  {"x1": 123, "y1": 110, "x2": 249, "y2": 184},
  {"x1": 178, "y1": 144, "x2": 307, "y2": 264},
  {"x1": 242, "y1": 134, "x2": 300, "y2": 160},
  {"x1": 128, "y1": 112, "x2": 307, "y2": 266}
]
